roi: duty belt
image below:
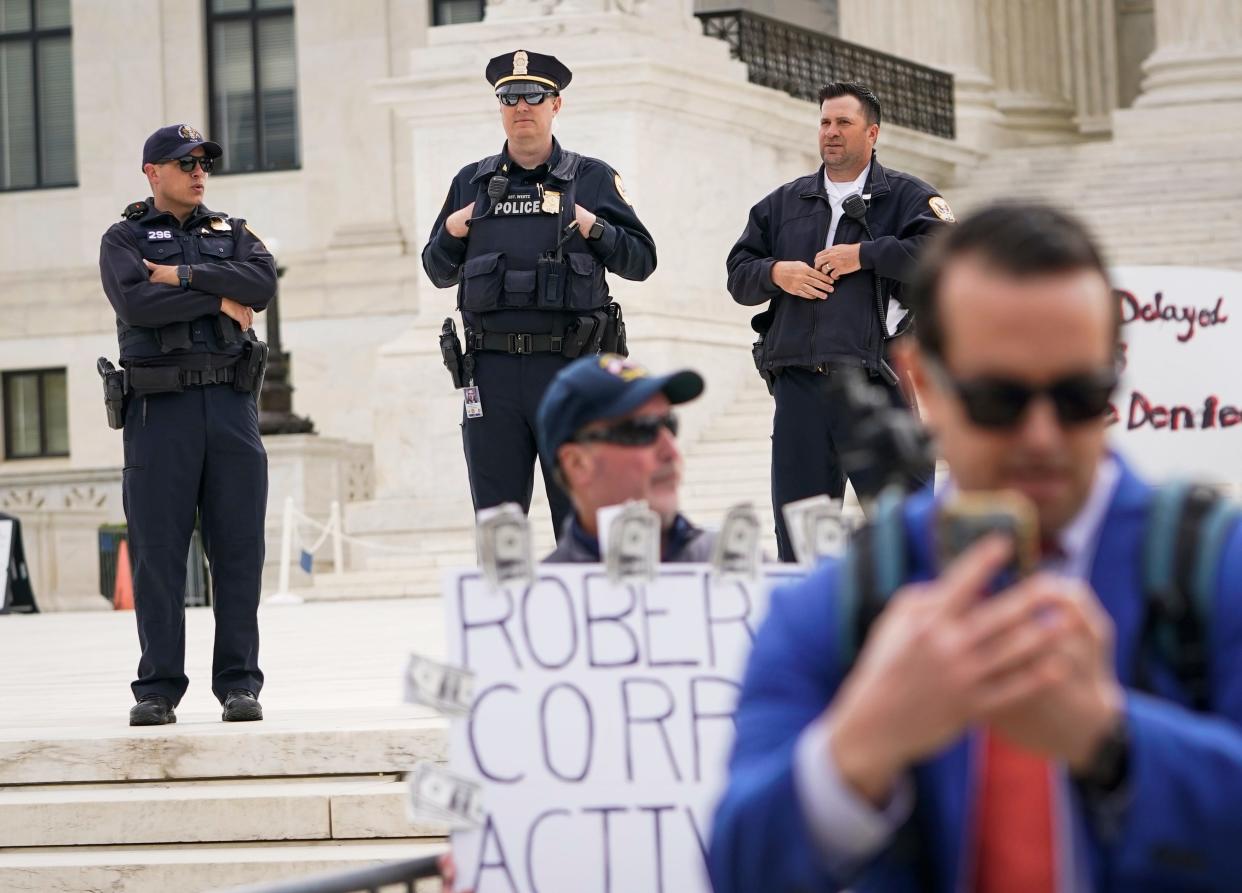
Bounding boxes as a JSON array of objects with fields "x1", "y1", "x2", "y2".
[
  {"x1": 181, "y1": 366, "x2": 237, "y2": 386},
  {"x1": 470, "y1": 331, "x2": 564, "y2": 355}
]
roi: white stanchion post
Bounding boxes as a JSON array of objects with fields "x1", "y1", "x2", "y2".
[
  {"x1": 267, "y1": 497, "x2": 304, "y2": 605},
  {"x1": 330, "y1": 500, "x2": 344, "y2": 576},
  {"x1": 277, "y1": 497, "x2": 294, "y2": 596}
]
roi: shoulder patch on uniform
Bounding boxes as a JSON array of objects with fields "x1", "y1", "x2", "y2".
[
  {"x1": 243, "y1": 223, "x2": 267, "y2": 247},
  {"x1": 613, "y1": 172, "x2": 632, "y2": 207},
  {"x1": 122, "y1": 200, "x2": 149, "y2": 220},
  {"x1": 929, "y1": 196, "x2": 955, "y2": 222}
]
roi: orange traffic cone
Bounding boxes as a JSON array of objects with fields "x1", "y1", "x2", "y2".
[{"x1": 113, "y1": 539, "x2": 134, "y2": 610}]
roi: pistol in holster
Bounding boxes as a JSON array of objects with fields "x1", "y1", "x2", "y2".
[
  {"x1": 97, "y1": 357, "x2": 128, "y2": 430},
  {"x1": 235, "y1": 338, "x2": 269, "y2": 397},
  {"x1": 440, "y1": 318, "x2": 469, "y2": 389}
]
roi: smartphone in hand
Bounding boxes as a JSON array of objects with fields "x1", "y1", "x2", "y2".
[{"x1": 935, "y1": 491, "x2": 1039, "y2": 589}]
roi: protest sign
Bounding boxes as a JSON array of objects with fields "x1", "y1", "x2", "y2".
[
  {"x1": 442, "y1": 564, "x2": 802, "y2": 893},
  {"x1": 1109, "y1": 266, "x2": 1239, "y2": 481}
]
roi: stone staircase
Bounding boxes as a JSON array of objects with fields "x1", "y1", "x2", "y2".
[
  {"x1": 0, "y1": 601, "x2": 451, "y2": 893},
  {"x1": 947, "y1": 135, "x2": 1242, "y2": 270}
]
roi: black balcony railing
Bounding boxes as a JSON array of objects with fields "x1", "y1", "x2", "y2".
[
  {"x1": 217, "y1": 854, "x2": 443, "y2": 893},
  {"x1": 696, "y1": 9, "x2": 956, "y2": 140}
]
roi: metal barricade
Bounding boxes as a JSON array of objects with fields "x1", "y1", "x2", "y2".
[{"x1": 214, "y1": 854, "x2": 443, "y2": 893}]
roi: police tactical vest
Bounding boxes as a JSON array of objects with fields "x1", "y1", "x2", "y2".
[
  {"x1": 458, "y1": 151, "x2": 609, "y2": 315},
  {"x1": 118, "y1": 209, "x2": 247, "y2": 362}
]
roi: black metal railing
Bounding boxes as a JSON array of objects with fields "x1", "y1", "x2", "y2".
[
  {"x1": 696, "y1": 9, "x2": 956, "y2": 140},
  {"x1": 217, "y1": 854, "x2": 443, "y2": 893}
]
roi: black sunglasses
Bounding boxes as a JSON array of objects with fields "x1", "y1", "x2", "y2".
[
  {"x1": 572, "y1": 413, "x2": 679, "y2": 447},
  {"x1": 497, "y1": 92, "x2": 557, "y2": 106},
  {"x1": 925, "y1": 357, "x2": 1118, "y2": 429},
  {"x1": 162, "y1": 155, "x2": 215, "y2": 173}
]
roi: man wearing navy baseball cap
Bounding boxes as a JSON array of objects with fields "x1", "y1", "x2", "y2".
[
  {"x1": 535, "y1": 354, "x2": 716, "y2": 563},
  {"x1": 99, "y1": 123, "x2": 275, "y2": 727}
]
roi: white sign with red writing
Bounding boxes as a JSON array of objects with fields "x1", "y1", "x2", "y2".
[{"x1": 1109, "y1": 266, "x2": 1239, "y2": 482}]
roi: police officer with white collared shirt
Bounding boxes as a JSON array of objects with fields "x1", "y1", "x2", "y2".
[
  {"x1": 728, "y1": 82, "x2": 947, "y2": 562},
  {"x1": 422, "y1": 50, "x2": 657, "y2": 539},
  {"x1": 99, "y1": 124, "x2": 276, "y2": 727}
]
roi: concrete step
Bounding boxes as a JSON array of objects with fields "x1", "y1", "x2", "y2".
[
  {"x1": 0, "y1": 839, "x2": 446, "y2": 893},
  {"x1": 0, "y1": 710, "x2": 446, "y2": 786},
  {"x1": 0, "y1": 776, "x2": 438, "y2": 848},
  {"x1": 294, "y1": 568, "x2": 445, "y2": 601}
]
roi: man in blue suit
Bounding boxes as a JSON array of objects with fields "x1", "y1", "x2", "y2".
[{"x1": 709, "y1": 202, "x2": 1242, "y2": 892}]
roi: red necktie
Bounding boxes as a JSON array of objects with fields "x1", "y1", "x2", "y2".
[{"x1": 973, "y1": 731, "x2": 1057, "y2": 893}]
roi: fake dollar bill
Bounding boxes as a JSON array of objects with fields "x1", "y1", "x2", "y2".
[
  {"x1": 403, "y1": 653, "x2": 475, "y2": 717},
  {"x1": 476, "y1": 502, "x2": 534, "y2": 591}
]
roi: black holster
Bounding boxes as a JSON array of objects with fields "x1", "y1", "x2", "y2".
[
  {"x1": 750, "y1": 308, "x2": 776, "y2": 396},
  {"x1": 440, "y1": 318, "x2": 469, "y2": 389},
  {"x1": 561, "y1": 315, "x2": 600, "y2": 360},
  {"x1": 599, "y1": 302, "x2": 627, "y2": 356},
  {"x1": 97, "y1": 357, "x2": 128, "y2": 430},
  {"x1": 235, "y1": 339, "x2": 268, "y2": 397}
]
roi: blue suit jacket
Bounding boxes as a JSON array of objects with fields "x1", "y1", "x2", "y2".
[{"x1": 709, "y1": 458, "x2": 1242, "y2": 892}]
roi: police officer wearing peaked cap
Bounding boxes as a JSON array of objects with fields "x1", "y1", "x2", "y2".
[
  {"x1": 99, "y1": 123, "x2": 277, "y2": 726},
  {"x1": 422, "y1": 49, "x2": 657, "y2": 541}
]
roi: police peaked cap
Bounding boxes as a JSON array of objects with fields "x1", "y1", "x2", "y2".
[{"x1": 486, "y1": 49, "x2": 572, "y2": 94}]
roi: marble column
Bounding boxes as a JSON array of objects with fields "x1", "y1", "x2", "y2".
[
  {"x1": 1134, "y1": 0, "x2": 1242, "y2": 107},
  {"x1": 838, "y1": 0, "x2": 1004, "y2": 151},
  {"x1": 984, "y1": 0, "x2": 1078, "y2": 142},
  {"x1": 1061, "y1": 0, "x2": 1120, "y2": 135}
]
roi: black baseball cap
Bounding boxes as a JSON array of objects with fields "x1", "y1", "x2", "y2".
[
  {"x1": 536, "y1": 354, "x2": 705, "y2": 468},
  {"x1": 486, "y1": 49, "x2": 572, "y2": 95},
  {"x1": 142, "y1": 124, "x2": 222, "y2": 168}
]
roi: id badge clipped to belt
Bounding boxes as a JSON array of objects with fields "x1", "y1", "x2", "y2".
[{"x1": 464, "y1": 385, "x2": 483, "y2": 419}]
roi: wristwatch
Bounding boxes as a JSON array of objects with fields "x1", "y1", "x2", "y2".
[
  {"x1": 587, "y1": 220, "x2": 605, "y2": 241},
  {"x1": 177, "y1": 265, "x2": 192, "y2": 290},
  {"x1": 1072, "y1": 715, "x2": 1130, "y2": 796}
]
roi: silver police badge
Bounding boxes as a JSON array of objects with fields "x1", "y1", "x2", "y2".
[
  {"x1": 513, "y1": 50, "x2": 529, "y2": 76},
  {"x1": 178, "y1": 124, "x2": 203, "y2": 141},
  {"x1": 209, "y1": 216, "x2": 229, "y2": 232}
]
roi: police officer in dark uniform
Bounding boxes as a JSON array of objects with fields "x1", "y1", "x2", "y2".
[
  {"x1": 423, "y1": 50, "x2": 656, "y2": 538},
  {"x1": 727, "y1": 83, "x2": 949, "y2": 561},
  {"x1": 99, "y1": 124, "x2": 276, "y2": 726}
]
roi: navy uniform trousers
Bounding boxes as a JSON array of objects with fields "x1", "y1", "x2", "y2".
[
  {"x1": 123, "y1": 383, "x2": 267, "y2": 704},
  {"x1": 771, "y1": 366, "x2": 930, "y2": 562},
  {"x1": 462, "y1": 350, "x2": 572, "y2": 535}
]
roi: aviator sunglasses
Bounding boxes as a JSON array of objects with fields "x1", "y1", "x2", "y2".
[
  {"x1": 571, "y1": 413, "x2": 679, "y2": 447},
  {"x1": 161, "y1": 155, "x2": 215, "y2": 173},
  {"x1": 497, "y1": 91, "x2": 557, "y2": 106},
  {"x1": 924, "y1": 357, "x2": 1118, "y2": 429}
]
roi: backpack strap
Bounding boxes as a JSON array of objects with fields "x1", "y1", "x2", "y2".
[
  {"x1": 839, "y1": 487, "x2": 909, "y2": 667},
  {"x1": 1138, "y1": 482, "x2": 1236, "y2": 711}
]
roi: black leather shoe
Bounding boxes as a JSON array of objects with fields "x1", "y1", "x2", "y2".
[
  {"x1": 222, "y1": 689, "x2": 263, "y2": 722},
  {"x1": 129, "y1": 695, "x2": 176, "y2": 726}
]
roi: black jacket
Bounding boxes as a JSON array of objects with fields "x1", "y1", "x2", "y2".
[{"x1": 726, "y1": 154, "x2": 945, "y2": 371}]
